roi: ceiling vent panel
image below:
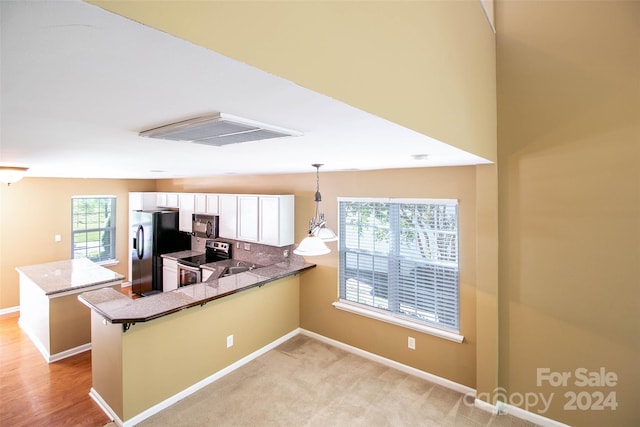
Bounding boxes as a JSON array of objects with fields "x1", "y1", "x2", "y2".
[{"x1": 139, "y1": 113, "x2": 300, "y2": 146}]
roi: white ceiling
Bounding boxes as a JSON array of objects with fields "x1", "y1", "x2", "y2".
[{"x1": 0, "y1": 0, "x2": 489, "y2": 179}]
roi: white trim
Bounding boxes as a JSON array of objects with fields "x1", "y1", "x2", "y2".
[
  {"x1": 474, "y1": 398, "x2": 498, "y2": 414},
  {"x1": 0, "y1": 305, "x2": 19, "y2": 316},
  {"x1": 493, "y1": 401, "x2": 571, "y2": 427},
  {"x1": 479, "y1": 0, "x2": 496, "y2": 34},
  {"x1": 18, "y1": 317, "x2": 91, "y2": 363},
  {"x1": 337, "y1": 196, "x2": 458, "y2": 206},
  {"x1": 89, "y1": 388, "x2": 120, "y2": 426},
  {"x1": 332, "y1": 300, "x2": 464, "y2": 343},
  {"x1": 88, "y1": 327, "x2": 568, "y2": 427},
  {"x1": 300, "y1": 328, "x2": 474, "y2": 396},
  {"x1": 92, "y1": 328, "x2": 301, "y2": 427},
  {"x1": 49, "y1": 343, "x2": 91, "y2": 363}
]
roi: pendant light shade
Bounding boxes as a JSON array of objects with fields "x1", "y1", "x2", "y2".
[
  {"x1": 294, "y1": 235, "x2": 331, "y2": 256},
  {"x1": 313, "y1": 225, "x2": 338, "y2": 242},
  {"x1": 0, "y1": 166, "x2": 29, "y2": 185},
  {"x1": 293, "y1": 164, "x2": 337, "y2": 256}
]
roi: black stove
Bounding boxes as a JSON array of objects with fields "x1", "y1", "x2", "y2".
[{"x1": 177, "y1": 240, "x2": 232, "y2": 267}]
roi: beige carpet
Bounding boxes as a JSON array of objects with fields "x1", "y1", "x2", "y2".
[{"x1": 105, "y1": 335, "x2": 536, "y2": 426}]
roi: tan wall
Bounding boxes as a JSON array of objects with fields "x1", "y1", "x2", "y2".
[
  {"x1": 158, "y1": 166, "x2": 484, "y2": 388},
  {"x1": 0, "y1": 178, "x2": 154, "y2": 309},
  {"x1": 1, "y1": 168, "x2": 490, "y2": 392},
  {"x1": 496, "y1": 0, "x2": 640, "y2": 425},
  {"x1": 92, "y1": 275, "x2": 300, "y2": 422},
  {"x1": 88, "y1": 0, "x2": 496, "y2": 162}
]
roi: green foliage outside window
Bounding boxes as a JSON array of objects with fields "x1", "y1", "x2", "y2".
[{"x1": 72, "y1": 196, "x2": 116, "y2": 262}]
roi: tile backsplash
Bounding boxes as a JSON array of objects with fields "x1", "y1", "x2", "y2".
[{"x1": 190, "y1": 235, "x2": 300, "y2": 266}]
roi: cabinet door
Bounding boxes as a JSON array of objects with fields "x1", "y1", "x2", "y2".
[
  {"x1": 258, "y1": 196, "x2": 279, "y2": 245},
  {"x1": 201, "y1": 269, "x2": 213, "y2": 281},
  {"x1": 129, "y1": 192, "x2": 153, "y2": 211},
  {"x1": 259, "y1": 195, "x2": 295, "y2": 246},
  {"x1": 166, "y1": 193, "x2": 179, "y2": 208},
  {"x1": 156, "y1": 193, "x2": 168, "y2": 207},
  {"x1": 162, "y1": 259, "x2": 178, "y2": 292},
  {"x1": 206, "y1": 194, "x2": 219, "y2": 214},
  {"x1": 179, "y1": 193, "x2": 195, "y2": 233},
  {"x1": 218, "y1": 195, "x2": 238, "y2": 239},
  {"x1": 238, "y1": 196, "x2": 259, "y2": 242},
  {"x1": 195, "y1": 194, "x2": 207, "y2": 214}
]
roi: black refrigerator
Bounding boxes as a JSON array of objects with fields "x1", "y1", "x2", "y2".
[{"x1": 131, "y1": 210, "x2": 190, "y2": 295}]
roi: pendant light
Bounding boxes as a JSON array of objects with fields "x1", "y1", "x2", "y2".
[
  {"x1": 294, "y1": 164, "x2": 337, "y2": 256},
  {"x1": 0, "y1": 166, "x2": 29, "y2": 185}
]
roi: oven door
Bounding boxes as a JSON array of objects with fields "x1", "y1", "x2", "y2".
[{"x1": 177, "y1": 263, "x2": 202, "y2": 287}]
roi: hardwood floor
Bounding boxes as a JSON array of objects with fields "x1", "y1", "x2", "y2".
[{"x1": 0, "y1": 311, "x2": 112, "y2": 426}]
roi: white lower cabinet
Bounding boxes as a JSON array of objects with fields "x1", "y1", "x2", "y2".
[
  {"x1": 201, "y1": 269, "x2": 214, "y2": 282},
  {"x1": 162, "y1": 258, "x2": 178, "y2": 292}
]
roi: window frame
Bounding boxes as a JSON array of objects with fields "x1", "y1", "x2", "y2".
[
  {"x1": 71, "y1": 195, "x2": 117, "y2": 265},
  {"x1": 333, "y1": 197, "x2": 464, "y2": 343}
]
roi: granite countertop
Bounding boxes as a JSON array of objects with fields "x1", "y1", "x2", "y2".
[
  {"x1": 161, "y1": 250, "x2": 205, "y2": 260},
  {"x1": 78, "y1": 259, "x2": 315, "y2": 325},
  {"x1": 16, "y1": 258, "x2": 125, "y2": 296}
]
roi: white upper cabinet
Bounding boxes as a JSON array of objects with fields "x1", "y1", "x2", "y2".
[
  {"x1": 129, "y1": 192, "x2": 157, "y2": 211},
  {"x1": 218, "y1": 195, "x2": 238, "y2": 239},
  {"x1": 238, "y1": 195, "x2": 259, "y2": 242},
  {"x1": 157, "y1": 192, "x2": 179, "y2": 209},
  {"x1": 195, "y1": 193, "x2": 220, "y2": 215},
  {"x1": 206, "y1": 194, "x2": 220, "y2": 214},
  {"x1": 136, "y1": 192, "x2": 294, "y2": 246},
  {"x1": 178, "y1": 193, "x2": 195, "y2": 233},
  {"x1": 195, "y1": 194, "x2": 207, "y2": 214},
  {"x1": 259, "y1": 195, "x2": 294, "y2": 246}
]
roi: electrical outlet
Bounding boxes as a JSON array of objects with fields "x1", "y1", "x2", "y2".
[
  {"x1": 243, "y1": 243, "x2": 251, "y2": 251},
  {"x1": 408, "y1": 336, "x2": 416, "y2": 350},
  {"x1": 54, "y1": 234, "x2": 61, "y2": 242},
  {"x1": 226, "y1": 334, "x2": 234, "y2": 348}
]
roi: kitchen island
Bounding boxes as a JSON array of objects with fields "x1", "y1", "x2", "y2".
[
  {"x1": 78, "y1": 258, "x2": 314, "y2": 426},
  {"x1": 16, "y1": 258, "x2": 124, "y2": 363}
]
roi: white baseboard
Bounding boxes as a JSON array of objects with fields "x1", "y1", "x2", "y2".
[
  {"x1": 94, "y1": 328, "x2": 301, "y2": 427},
  {"x1": 300, "y1": 328, "x2": 476, "y2": 396},
  {"x1": 89, "y1": 387, "x2": 120, "y2": 425},
  {"x1": 18, "y1": 317, "x2": 90, "y2": 363},
  {"x1": 302, "y1": 329, "x2": 569, "y2": 427},
  {"x1": 88, "y1": 326, "x2": 569, "y2": 427},
  {"x1": 493, "y1": 401, "x2": 571, "y2": 427},
  {"x1": 0, "y1": 305, "x2": 19, "y2": 316}
]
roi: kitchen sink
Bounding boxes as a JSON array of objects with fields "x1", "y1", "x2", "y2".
[{"x1": 221, "y1": 262, "x2": 263, "y2": 277}]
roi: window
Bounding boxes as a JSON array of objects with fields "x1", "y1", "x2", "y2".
[
  {"x1": 71, "y1": 196, "x2": 116, "y2": 263},
  {"x1": 337, "y1": 198, "x2": 460, "y2": 339}
]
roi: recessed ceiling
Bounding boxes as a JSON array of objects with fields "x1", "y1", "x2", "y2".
[{"x1": 0, "y1": 0, "x2": 490, "y2": 179}]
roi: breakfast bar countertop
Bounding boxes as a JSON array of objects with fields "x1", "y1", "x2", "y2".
[
  {"x1": 78, "y1": 259, "x2": 315, "y2": 325},
  {"x1": 16, "y1": 258, "x2": 125, "y2": 296}
]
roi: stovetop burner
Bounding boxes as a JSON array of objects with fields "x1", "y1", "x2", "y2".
[
  {"x1": 178, "y1": 254, "x2": 209, "y2": 267},
  {"x1": 177, "y1": 240, "x2": 232, "y2": 268}
]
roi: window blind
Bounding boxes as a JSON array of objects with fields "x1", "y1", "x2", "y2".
[{"x1": 339, "y1": 198, "x2": 459, "y2": 332}]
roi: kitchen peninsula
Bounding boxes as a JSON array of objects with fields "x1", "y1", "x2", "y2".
[
  {"x1": 16, "y1": 258, "x2": 124, "y2": 363},
  {"x1": 78, "y1": 258, "x2": 314, "y2": 426}
]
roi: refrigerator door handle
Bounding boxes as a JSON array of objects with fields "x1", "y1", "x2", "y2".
[{"x1": 136, "y1": 225, "x2": 144, "y2": 259}]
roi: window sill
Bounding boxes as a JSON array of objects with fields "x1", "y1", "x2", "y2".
[
  {"x1": 332, "y1": 300, "x2": 464, "y2": 344},
  {"x1": 96, "y1": 259, "x2": 119, "y2": 267}
]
